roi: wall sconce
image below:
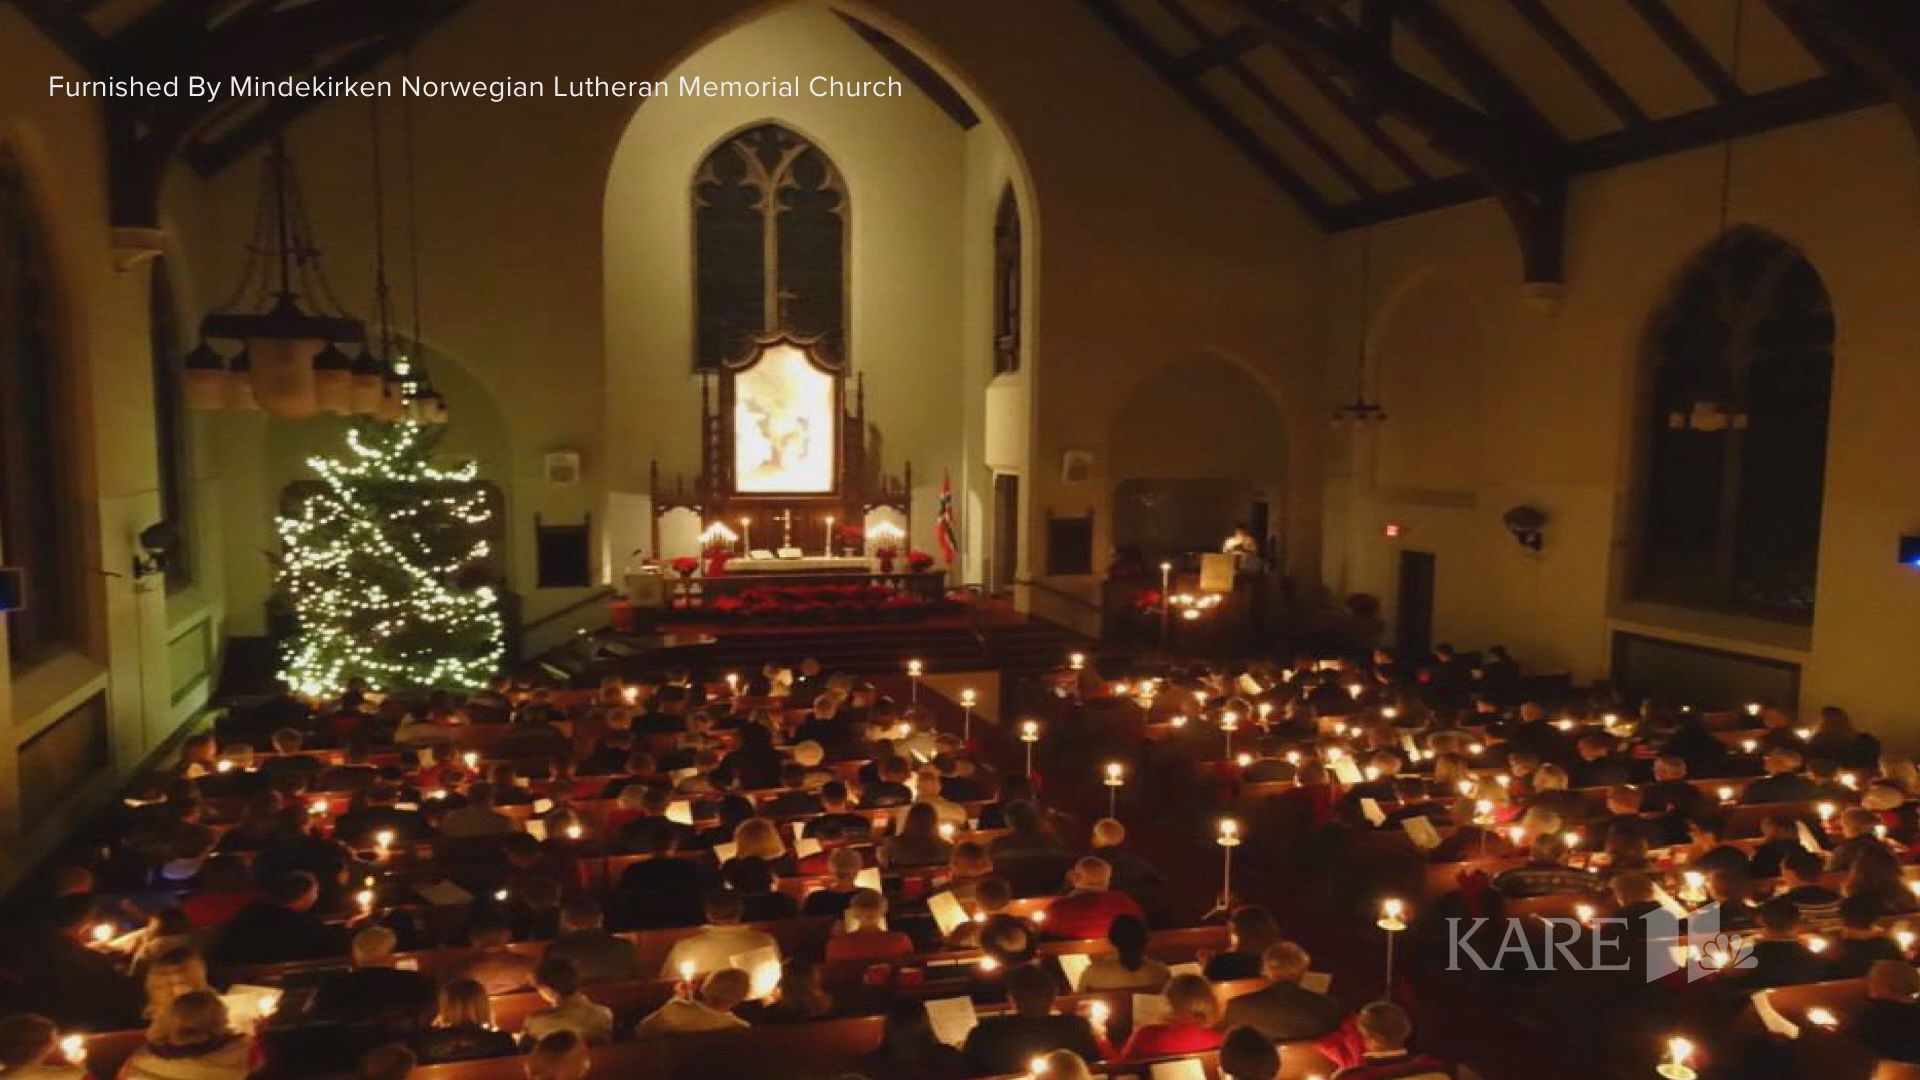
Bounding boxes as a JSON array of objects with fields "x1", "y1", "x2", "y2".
[{"x1": 132, "y1": 523, "x2": 177, "y2": 579}]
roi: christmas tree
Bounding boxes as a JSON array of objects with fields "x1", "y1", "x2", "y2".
[{"x1": 276, "y1": 420, "x2": 504, "y2": 696}]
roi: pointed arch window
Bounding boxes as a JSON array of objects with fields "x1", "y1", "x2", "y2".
[
  {"x1": 992, "y1": 185, "x2": 1021, "y2": 375},
  {"x1": 1634, "y1": 227, "x2": 1834, "y2": 619},
  {"x1": 0, "y1": 149, "x2": 79, "y2": 664},
  {"x1": 693, "y1": 124, "x2": 846, "y2": 370}
]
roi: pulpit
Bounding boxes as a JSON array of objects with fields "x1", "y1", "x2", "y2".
[{"x1": 649, "y1": 331, "x2": 912, "y2": 563}]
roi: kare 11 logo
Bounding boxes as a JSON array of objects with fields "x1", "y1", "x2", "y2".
[{"x1": 1446, "y1": 903, "x2": 1757, "y2": 982}]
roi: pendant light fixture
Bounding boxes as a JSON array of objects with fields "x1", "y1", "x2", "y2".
[
  {"x1": 363, "y1": 98, "x2": 409, "y2": 423},
  {"x1": 1332, "y1": 203, "x2": 1387, "y2": 428},
  {"x1": 396, "y1": 50, "x2": 449, "y2": 426},
  {"x1": 1668, "y1": 0, "x2": 1749, "y2": 435},
  {"x1": 188, "y1": 137, "x2": 365, "y2": 419}
]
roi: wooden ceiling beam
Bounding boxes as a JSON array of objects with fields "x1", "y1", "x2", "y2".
[
  {"x1": 1774, "y1": 0, "x2": 1920, "y2": 150},
  {"x1": 1392, "y1": 0, "x2": 1561, "y2": 142},
  {"x1": 1225, "y1": 0, "x2": 1569, "y2": 285},
  {"x1": 1625, "y1": 0, "x2": 1742, "y2": 104},
  {"x1": 1154, "y1": 0, "x2": 1373, "y2": 197},
  {"x1": 1761, "y1": 0, "x2": 1853, "y2": 75},
  {"x1": 1081, "y1": 0, "x2": 1333, "y2": 226},
  {"x1": 1505, "y1": 0, "x2": 1649, "y2": 128},
  {"x1": 1329, "y1": 71, "x2": 1882, "y2": 229},
  {"x1": 1274, "y1": 41, "x2": 1430, "y2": 183},
  {"x1": 3, "y1": 0, "x2": 114, "y2": 74},
  {"x1": 1173, "y1": 23, "x2": 1264, "y2": 77}
]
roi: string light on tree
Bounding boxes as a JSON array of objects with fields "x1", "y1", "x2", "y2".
[{"x1": 276, "y1": 420, "x2": 504, "y2": 697}]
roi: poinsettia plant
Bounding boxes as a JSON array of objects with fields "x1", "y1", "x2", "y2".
[
  {"x1": 874, "y1": 544, "x2": 899, "y2": 559},
  {"x1": 670, "y1": 556, "x2": 700, "y2": 577},
  {"x1": 906, "y1": 549, "x2": 935, "y2": 572}
]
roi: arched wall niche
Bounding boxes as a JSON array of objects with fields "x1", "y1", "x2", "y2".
[{"x1": 1106, "y1": 352, "x2": 1288, "y2": 561}]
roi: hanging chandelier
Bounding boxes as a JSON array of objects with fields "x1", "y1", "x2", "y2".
[
  {"x1": 1331, "y1": 215, "x2": 1387, "y2": 429},
  {"x1": 183, "y1": 136, "x2": 370, "y2": 420}
]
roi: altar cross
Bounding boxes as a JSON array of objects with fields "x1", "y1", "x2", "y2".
[{"x1": 777, "y1": 508, "x2": 796, "y2": 548}]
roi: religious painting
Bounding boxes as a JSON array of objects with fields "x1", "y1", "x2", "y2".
[{"x1": 732, "y1": 341, "x2": 836, "y2": 494}]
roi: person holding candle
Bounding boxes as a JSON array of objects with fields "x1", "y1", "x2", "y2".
[
  {"x1": 1826, "y1": 896, "x2": 1906, "y2": 979},
  {"x1": 1204, "y1": 906, "x2": 1283, "y2": 982},
  {"x1": 1114, "y1": 973, "x2": 1223, "y2": 1062},
  {"x1": 1041, "y1": 857, "x2": 1145, "y2": 941},
  {"x1": 522, "y1": 957, "x2": 614, "y2": 1046},
  {"x1": 658, "y1": 891, "x2": 780, "y2": 980},
  {"x1": 120, "y1": 991, "x2": 261, "y2": 1080},
  {"x1": 636, "y1": 967, "x2": 753, "y2": 1037},
  {"x1": 1079, "y1": 915, "x2": 1170, "y2": 992},
  {"x1": 825, "y1": 890, "x2": 914, "y2": 962},
  {"x1": 960, "y1": 963, "x2": 1105, "y2": 1076},
  {"x1": 1321, "y1": 1001, "x2": 1454, "y2": 1079},
  {"x1": 0, "y1": 1014, "x2": 86, "y2": 1080},
  {"x1": 212, "y1": 871, "x2": 344, "y2": 967},
  {"x1": 408, "y1": 979, "x2": 517, "y2": 1064}
]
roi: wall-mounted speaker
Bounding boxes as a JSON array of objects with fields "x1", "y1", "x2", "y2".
[{"x1": 1900, "y1": 536, "x2": 1920, "y2": 566}]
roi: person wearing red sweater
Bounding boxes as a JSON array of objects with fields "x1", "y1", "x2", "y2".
[
  {"x1": 1116, "y1": 974, "x2": 1224, "y2": 1062},
  {"x1": 1043, "y1": 857, "x2": 1145, "y2": 941},
  {"x1": 1326, "y1": 1002, "x2": 1455, "y2": 1079},
  {"x1": 824, "y1": 889, "x2": 914, "y2": 962}
]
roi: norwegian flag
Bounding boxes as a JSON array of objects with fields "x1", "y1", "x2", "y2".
[{"x1": 936, "y1": 469, "x2": 958, "y2": 565}]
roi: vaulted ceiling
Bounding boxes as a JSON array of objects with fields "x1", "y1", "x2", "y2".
[
  {"x1": 1084, "y1": 0, "x2": 1920, "y2": 284},
  {"x1": 7, "y1": 0, "x2": 1918, "y2": 286}
]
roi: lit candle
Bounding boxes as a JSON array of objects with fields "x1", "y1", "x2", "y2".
[
  {"x1": 1806, "y1": 1007, "x2": 1838, "y2": 1029},
  {"x1": 1555, "y1": 719, "x2": 1575, "y2": 732},
  {"x1": 978, "y1": 955, "x2": 1000, "y2": 972},
  {"x1": 1088, "y1": 1000, "x2": 1110, "y2": 1027},
  {"x1": 1817, "y1": 802, "x2": 1836, "y2": 823},
  {"x1": 1563, "y1": 831, "x2": 1582, "y2": 849},
  {"x1": 740, "y1": 516, "x2": 751, "y2": 551},
  {"x1": 1717, "y1": 786, "x2": 1735, "y2": 804},
  {"x1": 1876, "y1": 824, "x2": 1890, "y2": 840},
  {"x1": 1474, "y1": 799, "x2": 1494, "y2": 823},
  {"x1": 1379, "y1": 898, "x2": 1405, "y2": 928},
  {"x1": 1105, "y1": 762, "x2": 1124, "y2": 783},
  {"x1": 1285, "y1": 750, "x2": 1301, "y2": 766},
  {"x1": 494, "y1": 889, "x2": 509, "y2": 902},
  {"x1": 1218, "y1": 818, "x2": 1240, "y2": 843},
  {"x1": 1457, "y1": 779, "x2": 1478, "y2": 797},
  {"x1": 1575, "y1": 903, "x2": 1595, "y2": 925},
  {"x1": 824, "y1": 515, "x2": 834, "y2": 556},
  {"x1": 1170, "y1": 715, "x2": 1187, "y2": 728},
  {"x1": 355, "y1": 888, "x2": 375, "y2": 913},
  {"x1": 725, "y1": 673, "x2": 739, "y2": 694},
  {"x1": 1494, "y1": 774, "x2": 1512, "y2": 789},
  {"x1": 1794, "y1": 727, "x2": 1814, "y2": 740},
  {"x1": 1068, "y1": 652, "x2": 1085, "y2": 671},
  {"x1": 462, "y1": 751, "x2": 479, "y2": 771},
  {"x1": 1381, "y1": 706, "x2": 1399, "y2": 720},
  {"x1": 215, "y1": 759, "x2": 234, "y2": 774},
  {"x1": 621, "y1": 686, "x2": 639, "y2": 705},
  {"x1": 1258, "y1": 702, "x2": 1274, "y2": 722},
  {"x1": 90, "y1": 923, "x2": 113, "y2": 945},
  {"x1": 907, "y1": 659, "x2": 924, "y2": 678},
  {"x1": 1805, "y1": 935, "x2": 1830, "y2": 954},
  {"x1": 939, "y1": 821, "x2": 956, "y2": 841},
  {"x1": 1746, "y1": 702, "x2": 1762, "y2": 717},
  {"x1": 1741, "y1": 739, "x2": 1758, "y2": 754},
  {"x1": 1660, "y1": 1035, "x2": 1697, "y2": 1080},
  {"x1": 308, "y1": 799, "x2": 328, "y2": 816},
  {"x1": 374, "y1": 829, "x2": 395, "y2": 856},
  {"x1": 1236, "y1": 753, "x2": 1253, "y2": 768},
  {"x1": 1467, "y1": 742, "x2": 1486, "y2": 756},
  {"x1": 1347, "y1": 683, "x2": 1363, "y2": 701},
  {"x1": 565, "y1": 823, "x2": 584, "y2": 841},
  {"x1": 1020, "y1": 720, "x2": 1040, "y2": 742},
  {"x1": 679, "y1": 960, "x2": 696, "y2": 982},
  {"x1": 1364, "y1": 765, "x2": 1381, "y2": 781},
  {"x1": 1506, "y1": 826, "x2": 1526, "y2": 845},
  {"x1": 1029, "y1": 1056, "x2": 1049, "y2": 1077},
  {"x1": 58, "y1": 1036, "x2": 85, "y2": 1065},
  {"x1": 1896, "y1": 929, "x2": 1915, "y2": 952},
  {"x1": 960, "y1": 688, "x2": 977, "y2": 708},
  {"x1": 1029, "y1": 909, "x2": 1047, "y2": 925},
  {"x1": 1841, "y1": 772, "x2": 1859, "y2": 790}
]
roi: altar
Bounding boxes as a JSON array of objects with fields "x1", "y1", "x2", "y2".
[
  {"x1": 646, "y1": 330, "x2": 921, "y2": 579},
  {"x1": 727, "y1": 555, "x2": 873, "y2": 574}
]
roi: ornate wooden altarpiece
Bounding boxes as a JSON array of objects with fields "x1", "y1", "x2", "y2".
[{"x1": 649, "y1": 331, "x2": 911, "y2": 559}]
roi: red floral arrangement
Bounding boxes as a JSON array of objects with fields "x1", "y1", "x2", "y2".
[
  {"x1": 839, "y1": 524, "x2": 865, "y2": 544},
  {"x1": 906, "y1": 549, "x2": 935, "y2": 572},
  {"x1": 694, "y1": 582, "x2": 957, "y2": 623},
  {"x1": 704, "y1": 550, "x2": 732, "y2": 576},
  {"x1": 874, "y1": 544, "x2": 899, "y2": 559},
  {"x1": 670, "y1": 556, "x2": 700, "y2": 577}
]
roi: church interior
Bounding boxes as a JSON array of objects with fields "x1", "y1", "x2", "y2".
[{"x1": 1, "y1": 0, "x2": 1919, "y2": 1077}]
